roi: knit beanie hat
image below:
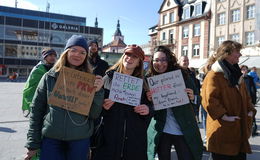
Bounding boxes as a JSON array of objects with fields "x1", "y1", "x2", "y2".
[
  {"x1": 64, "y1": 35, "x2": 88, "y2": 52},
  {"x1": 42, "y1": 48, "x2": 57, "y2": 59},
  {"x1": 88, "y1": 40, "x2": 99, "y2": 48},
  {"x1": 124, "y1": 44, "x2": 145, "y2": 61}
]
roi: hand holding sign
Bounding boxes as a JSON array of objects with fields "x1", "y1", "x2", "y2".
[
  {"x1": 185, "y1": 88, "x2": 194, "y2": 101},
  {"x1": 146, "y1": 91, "x2": 152, "y2": 102},
  {"x1": 94, "y1": 75, "x2": 104, "y2": 92},
  {"x1": 103, "y1": 99, "x2": 115, "y2": 110},
  {"x1": 134, "y1": 104, "x2": 149, "y2": 115}
]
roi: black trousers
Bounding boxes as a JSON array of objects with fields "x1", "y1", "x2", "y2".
[
  {"x1": 157, "y1": 132, "x2": 193, "y2": 160},
  {"x1": 212, "y1": 152, "x2": 246, "y2": 160}
]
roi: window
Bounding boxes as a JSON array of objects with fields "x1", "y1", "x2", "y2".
[
  {"x1": 246, "y1": 32, "x2": 255, "y2": 45},
  {"x1": 182, "y1": 46, "x2": 188, "y2": 56},
  {"x1": 170, "y1": 12, "x2": 174, "y2": 23},
  {"x1": 183, "y1": 26, "x2": 189, "y2": 38},
  {"x1": 231, "y1": 9, "x2": 240, "y2": 22},
  {"x1": 194, "y1": 3, "x2": 202, "y2": 16},
  {"x1": 231, "y1": 34, "x2": 239, "y2": 42},
  {"x1": 183, "y1": 7, "x2": 190, "y2": 19},
  {"x1": 169, "y1": 29, "x2": 174, "y2": 43},
  {"x1": 193, "y1": 44, "x2": 200, "y2": 56},
  {"x1": 162, "y1": 15, "x2": 167, "y2": 25},
  {"x1": 162, "y1": 32, "x2": 166, "y2": 40},
  {"x1": 193, "y1": 24, "x2": 201, "y2": 36},
  {"x1": 247, "y1": 5, "x2": 255, "y2": 19},
  {"x1": 218, "y1": 13, "x2": 225, "y2": 25},
  {"x1": 217, "y1": 36, "x2": 225, "y2": 45}
]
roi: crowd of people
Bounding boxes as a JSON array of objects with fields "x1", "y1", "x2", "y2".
[{"x1": 22, "y1": 36, "x2": 258, "y2": 160}]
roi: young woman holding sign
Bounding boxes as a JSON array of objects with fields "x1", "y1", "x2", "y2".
[
  {"x1": 146, "y1": 46, "x2": 203, "y2": 160},
  {"x1": 93, "y1": 45, "x2": 152, "y2": 160},
  {"x1": 24, "y1": 35, "x2": 104, "y2": 160}
]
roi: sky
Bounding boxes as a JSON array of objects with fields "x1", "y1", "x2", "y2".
[{"x1": 0, "y1": 0, "x2": 163, "y2": 45}]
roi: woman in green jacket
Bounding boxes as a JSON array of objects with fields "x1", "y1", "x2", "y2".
[
  {"x1": 24, "y1": 35, "x2": 104, "y2": 160},
  {"x1": 146, "y1": 46, "x2": 203, "y2": 160}
]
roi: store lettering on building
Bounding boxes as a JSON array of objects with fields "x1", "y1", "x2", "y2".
[{"x1": 51, "y1": 23, "x2": 79, "y2": 32}]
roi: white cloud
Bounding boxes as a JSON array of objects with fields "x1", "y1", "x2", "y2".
[{"x1": 0, "y1": 0, "x2": 39, "y2": 11}]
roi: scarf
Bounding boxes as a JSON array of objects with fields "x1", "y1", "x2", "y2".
[{"x1": 218, "y1": 59, "x2": 242, "y2": 87}]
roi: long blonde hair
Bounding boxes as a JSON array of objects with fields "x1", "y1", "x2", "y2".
[
  {"x1": 108, "y1": 54, "x2": 144, "y2": 79},
  {"x1": 203, "y1": 40, "x2": 242, "y2": 74},
  {"x1": 53, "y1": 49, "x2": 92, "y2": 73}
]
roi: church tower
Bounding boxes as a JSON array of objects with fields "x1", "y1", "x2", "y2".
[{"x1": 112, "y1": 20, "x2": 124, "y2": 41}]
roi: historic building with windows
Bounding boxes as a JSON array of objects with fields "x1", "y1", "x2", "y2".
[
  {"x1": 0, "y1": 6, "x2": 103, "y2": 77},
  {"x1": 211, "y1": 0, "x2": 260, "y2": 68},
  {"x1": 149, "y1": 0, "x2": 211, "y2": 68}
]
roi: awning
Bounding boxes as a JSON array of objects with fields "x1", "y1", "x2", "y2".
[
  {"x1": 239, "y1": 56, "x2": 260, "y2": 68},
  {"x1": 189, "y1": 59, "x2": 207, "y2": 69}
]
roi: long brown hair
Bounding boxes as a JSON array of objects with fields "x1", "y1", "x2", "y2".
[
  {"x1": 53, "y1": 49, "x2": 92, "y2": 73},
  {"x1": 203, "y1": 40, "x2": 242, "y2": 74}
]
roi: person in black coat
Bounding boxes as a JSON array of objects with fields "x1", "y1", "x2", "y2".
[
  {"x1": 93, "y1": 45, "x2": 152, "y2": 160},
  {"x1": 240, "y1": 65, "x2": 258, "y2": 136},
  {"x1": 88, "y1": 40, "x2": 109, "y2": 77}
]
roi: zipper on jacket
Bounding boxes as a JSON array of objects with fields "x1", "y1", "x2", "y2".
[{"x1": 120, "y1": 119, "x2": 127, "y2": 159}]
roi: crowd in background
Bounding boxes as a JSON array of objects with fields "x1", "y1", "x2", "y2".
[{"x1": 22, "y1": 36, "x2": 258, "y2": 160}]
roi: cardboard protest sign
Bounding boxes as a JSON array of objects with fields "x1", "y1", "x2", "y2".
[
  {"x1": 109, "y1": 72, "x2": 143, "y2": 106},
  {"x1": 147, "y1": 70, "x2": 189, "y2": 110},
  {"x1": 48, "y1": 66, "x2": 96, "y2": 115}
]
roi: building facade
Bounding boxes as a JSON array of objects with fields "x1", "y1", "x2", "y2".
[
  {"x1": 210, "y1": 0, "x2": 260, "y2": 68},
  {"x1": 149, "y1": 0, "x2": 211, "y2": 68},
  {"x1": 0, "y1": 6, "x2": 103, "y2": 77}
]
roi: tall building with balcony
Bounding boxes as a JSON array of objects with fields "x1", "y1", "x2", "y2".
[
  {"x1": 0, "y1": 6, "x2": 103, "y2": 77},
  {"x1": 149, "y1": 0, "x2": 211, "y2": 68},
  {"x1": 210, "y1": 0, "x2": 260, "y2": 68}
]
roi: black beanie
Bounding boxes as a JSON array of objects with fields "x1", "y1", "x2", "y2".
[
  {"x1": 42, "y1": 48, "x2": 57, "y2": 59},
  {"x1": 88, "y1": 40, "x2": 99, "y2": 48},
  {"x1": 64, "y1": 35, "x2": 88, "y2": 52}
]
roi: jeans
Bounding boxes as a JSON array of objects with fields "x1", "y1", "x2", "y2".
[
  {"x1": 40, "y1": 137, "x2": 90, "y2": 160},
  {"x1": 157, "y1": 132, "x2": 193, "y2": 160}
]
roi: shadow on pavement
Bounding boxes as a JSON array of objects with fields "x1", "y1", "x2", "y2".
[{"x1": 0, "y1": 127, "x2": 16, "y2": 133}]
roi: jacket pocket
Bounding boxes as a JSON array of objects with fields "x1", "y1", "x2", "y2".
[{"x1": 218, "y1": 119, "x2": 241, "y2": 143}]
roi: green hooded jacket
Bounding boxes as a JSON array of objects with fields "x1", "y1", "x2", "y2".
[{"x1": 22, "y1": 62, "x2": 47, "y2": 113}]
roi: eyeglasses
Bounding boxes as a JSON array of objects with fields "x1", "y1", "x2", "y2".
[
  {"x1": 153, "y1": 58, "x2": 167, "y2": 63},
  {"x1": 69, "y1": 48, "x2": 87, "y2": 55}
]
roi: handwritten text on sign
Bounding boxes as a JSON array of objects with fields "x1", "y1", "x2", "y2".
[
  {"x1": 147, "y1": 70, "x2": 189, "y2": 110},
  {"x1": 48, "y1": 66, "x2": 96, "y2": 115},
  {"x1": 109, "y1": 72, "x2": 143, "y2": 106}
]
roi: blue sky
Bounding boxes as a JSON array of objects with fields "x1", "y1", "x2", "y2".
[{"x1": 0, "y1": 0, "x2": 163, "y2": 45}]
